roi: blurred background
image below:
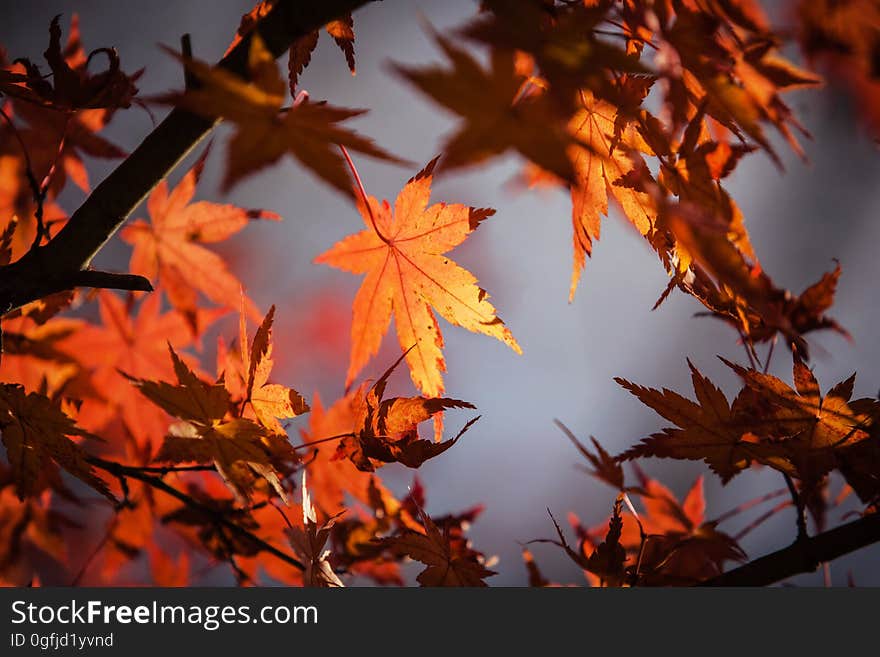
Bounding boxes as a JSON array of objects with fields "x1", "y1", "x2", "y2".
[{"x1": 3, "y1": 0, "x2": 879, "y2": 585}]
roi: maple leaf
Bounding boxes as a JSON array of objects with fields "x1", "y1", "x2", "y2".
[
  {"x1": 121, "y1": 149, "x2": 279, "y2": 328},
  {"x1": 333, "y1": 351, "x2": 479, "y2": 472},
  {"x1": 566, "y1": 91, "x2": 657, "y2": 299},
  {"x1": 56, "y1": 291, "x2": 199, "y2": 446},
  {"x1": 148, "y1": 546, "x2": 190, "y2": 587},
  {"x1": 0, "y1": 15, "x2": 139, "y2": 111},
  {"x1": 240, "y1": 305, "x2": 309, "y2": 435},
  {"x1": 797, "y1": 0, "x2": 880, "y2": 139},
  {"x1": 289, "y1": 13, "x2": 356, "y2": 92},
  {"x1": 287, "y1": 471, "x2": 344, "y2": 587},
  {"x1": 541, "y1": 497, "x2": 627, "y2": 587},
  {"x1": 623, "y1": 472, "x2": 746, "y2": 585},
  {"x1": 657, "y1": 106, "x2": 757, "y2": 267},
  {"x1": 0, "y1": 383, "x2": 111, "y2": 500},
  {"x1": 316, "y1": 157, "x2": 520, "y2": 396},
  {"x1": 129, "y1": 345, "x2": 297, "y2": 502},
  {"x1": 0, "y1": 480, "x2": 76, "y2": 584},
  {"x1": 161, "y1": 34, "x2": 402, "y2": 195},
  {"x1": 461, "y1": 0, "x2": 646, "y2": 115},
  {"x1": 656, "y1": 3, "x2": 821, "y2": 164},
  {"x1": 379, "y1": 506, "x2": 495, "y2": 587},
  {"x1": 2, "y1": 17, "x2": 127, "y2": 200},
  {"x1": 722, "y1": 356, "x2": 880, "y2": 484},
  {"x1": 0, "y1": 314, "x2": 81, "y2": 395},
  {"x1": 616, "y1": 360, "x2": 782, "y2": 483},
  {"x1": 393, "y1": 31, "x2": 579, "y2": 182},
  {"x1": 554, "y1": 420, "x2": 626, "y2": 492},
  {"x1": 663, "y1": 200, "x2": 847, "y2": 353},
  {"x1": 121, "y1": 150, "x2": 281, "y2": 329},
  {"x1": 228, "y1": 1, "x2": 356, "y2": 93}
]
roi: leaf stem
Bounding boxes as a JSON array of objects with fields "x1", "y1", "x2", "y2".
[
  {"x1": 292, "y1": 431, "x2": 355, "y2": 450},
  {"x1": 338, "y1": 144, "x2": 391, "y2": 244},
  {"x1": 763, "y1": 336, "x2": 777, "y2": 374}
]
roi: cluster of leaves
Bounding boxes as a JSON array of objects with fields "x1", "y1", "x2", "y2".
[
  {"x1": 0, "y1": 11, "x2": 491, "y2": 586},
  {"x1": 1, "y1": 0, "x2": 878, "y2": 587}
]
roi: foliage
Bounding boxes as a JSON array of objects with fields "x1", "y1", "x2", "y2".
[{"x1": 0, "y1": 0, "x2": 878, "y2": 587}]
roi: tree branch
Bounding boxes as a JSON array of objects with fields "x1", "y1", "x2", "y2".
[
  {"x1": 0, "y1": 0, "x2": 371, "y2": 316},
  {"x1": 702, "y1": 512, "x2": 880, "y2": 586},
  {"x1": 71, "y1": 270, "x2": 153, "y2": 293},
  {"x1": 87, "y1": 456, "x2": 306, "y2": 573}
]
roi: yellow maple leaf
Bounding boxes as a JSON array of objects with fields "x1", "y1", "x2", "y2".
[
  {"x1": 567, "y1": 91, "x2": 656, "y2": 300},
  {"x1": 315, "y1": 158, "x2": 521, "y2": 397}
]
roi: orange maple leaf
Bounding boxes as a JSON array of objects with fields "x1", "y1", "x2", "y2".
[
  {"x1": 0, "y1": 314, "x2": 81, "y2": 395},
  {"x1": 333, "y1": 351, "x2": 478, "y2": 472},
  {"x1": 0, "y1": 383, "x2": 111, "y2": 501},
  {"x1": 0, "y1": 15, "x2": 139, "y2": 112},
  {"x1": 315, "y1": 157, "x2": 521, "y2": 396},
  {"x1": 133, "y1": 345, "x2": 297, "y2": 502},
  {"x1": 393, "y1": 31, "x2": 578, "y2": 182},
  {"x1": 287, "y1": 472, "x2": 345, "y2": 587},
  {"x1": 722, "y1": 356, "x2": 880, "y2": 486},
  {"x1": 162, "y1": 34, "x2": 402, "y2": 194},
  {"x1": 56, "y1": 291, "x2": 203, "y2": 446},
  {"x1": 566, "y1": 91, "x2": 656, "y2": 300},
  {"x1": 228, "y1": 1, "x2": 355, "y2": 94},
  {"x1": 121, "y1": 150, "x2": 278, "y2": 327},
  {"x1": 616, "y1": 360, "x2": 781, "y2": 483},
  {"x1": 240, "y1": 305, "x2": 309, "y2": 435},
  {"x1": 621, "y1": 473, "x2": 746, "y2": 584},
  {"x1": 378, "y1": 506, "x2": 495, "y2": 587},
  {"x1": 288, "y1": 13, "x2": 356, "y2": 92}
]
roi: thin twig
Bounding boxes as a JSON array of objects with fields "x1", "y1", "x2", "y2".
[
  {"x1": 594, "y1": 28, "x2": 658, "y2": 50},
  {"x1": 87, "y1": 456, "x2": 305, "y2": 572},
  {"x1": 270, "y1": 500, "x2": 294, "y2": 530},
  {"x1": 70, "y1": 516, "x2": 117, "y2": 585},
  {"x1": 181, "y1": 34, "x2": 196, "y2": 90},
  {"x1": 622, "y1": 492, "x2": 648, "y2": 586},
  {"x1": 0, "y1": 105, "x2": 45, "y2": 249},
  {"x1": 711, "y1": 487, "x2": 788, "y2": 526},
  {"x1": 763, "y1": 336, "x2": 777, "y2": 374},
  {"x1": 32, "y1": 114, "x2": 71, "y2": 249},
  {"x1": 733, "y1": 500, "x2": 792, "y2": 541},
  {"x1": 71, "y1": 269, "x2": 153, "y2": 292},
  {"x1": 784, "y1": 474, "x2": 809, "y2": 542},
  {"x1": 736, "y1": 326, "x2": 759, "y2": 370},
  {"x1": 132, "y1": 463, "x2": 217, "y2": 475}
]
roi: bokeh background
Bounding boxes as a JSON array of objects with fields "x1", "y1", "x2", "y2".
[{"x1": 4, "y1": 0, "x2": 879, "y2": 585}]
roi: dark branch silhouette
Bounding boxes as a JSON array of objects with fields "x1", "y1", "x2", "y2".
[{"x1": 0, "y1": 0, "x2": 370, "y2": 316}]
